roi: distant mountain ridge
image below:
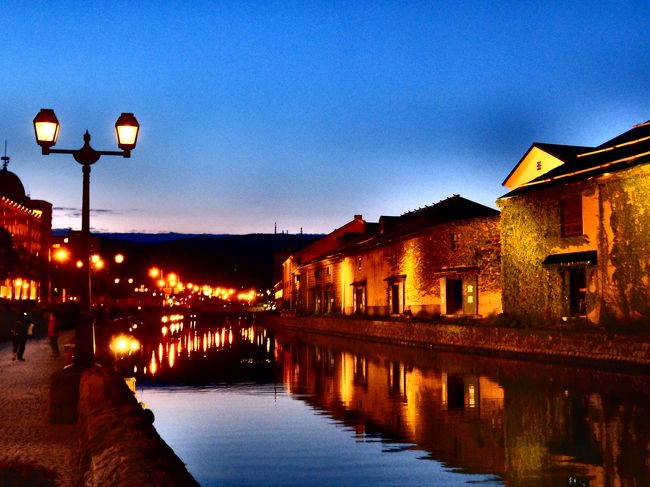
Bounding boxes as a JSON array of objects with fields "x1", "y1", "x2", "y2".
[
  {"x1": 51, "y1": 230, "x2": 323, "y2": 288},
  {"x1": 52, "y1": 230, "x2": 234, "y2": 244}
]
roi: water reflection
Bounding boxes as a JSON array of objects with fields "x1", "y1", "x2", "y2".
[
  {"x1": 277, "y1": 336, "x2": 506, "y2": 479},
  {"x1": 273, "y1": 329, "x2": 650, "y2": 486},
  {"x1": 116, "y1": 317, "x2": 650, "y2": 486},
  {"x1": 116, "y1": 314, "x2": 273, "y2": 384}
]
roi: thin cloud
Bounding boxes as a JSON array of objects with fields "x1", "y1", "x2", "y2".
[{"x1": 54, "y1": 207, "x2": 136, "y2": 218}]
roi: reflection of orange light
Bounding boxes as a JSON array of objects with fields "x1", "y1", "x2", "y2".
[
  {"x1": 150, "y1": 356, "x2": 157, "y2": 376},
  {"x1": 161, "y1": 326, "x2": 168, "y2": 336},
  {"x1": 110, "y1": 334, "x2": 139, "y2": 355},
  {"x1": 169, "y1": 343, "x2": 176, "y2": 368},
  {"x1": 158, "y1": 343, "x2": 163, "y2": 363},
  {"x1": 54, "y1": 248, "x2": 69, "y2": 262},
  {"x1": 229, "y1": 329, "x2": 233, "y2": 345}
]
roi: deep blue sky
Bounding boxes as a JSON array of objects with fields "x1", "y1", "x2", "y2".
[{"x1": 1, "y1": 1, "x2": 649, "y2": 234}]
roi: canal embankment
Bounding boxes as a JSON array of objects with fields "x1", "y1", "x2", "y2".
[
  {"x1": 76, "y1": 364, "x2": 200, "y2": 487},
  {"x1": 267, "y1": 314, "x2": 650, "y2": 371}
]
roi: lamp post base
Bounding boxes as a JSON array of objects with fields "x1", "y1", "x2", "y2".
[{"x1": 73, "y1": 312, "x2": 95, "y2": 368}]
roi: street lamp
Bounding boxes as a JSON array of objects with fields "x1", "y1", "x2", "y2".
[{"x1": 33, "y1": 108, "x2": 140, "y2": 367}]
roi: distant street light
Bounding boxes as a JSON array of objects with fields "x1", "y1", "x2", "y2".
[{"x1": 33, "y1": 109, "x2": 140, "y2": 367}]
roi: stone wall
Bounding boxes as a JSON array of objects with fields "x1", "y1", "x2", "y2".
[
  {"x1": 267, "y1": 315, "x2": 650, "y2": 370},
  {"x1": 78, "y1": 365, "x2": 199, "y2": 487}
]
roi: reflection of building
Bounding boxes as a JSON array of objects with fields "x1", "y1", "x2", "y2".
[
  {"x1": 277, "y1": 331, "x2": 650, "y2": 486},
  {"x1": 282, "y1": 196, "x2": 501, "y2": 319},
  {"x1": 0, "y1": 157, "x2": 52, "y2": 300},
  {"x1": 278, "y1": 337, "x2": 506, "y2": 475},
  {"x1": 498, "y1": 120, "x2": 650, "y2": 326}
]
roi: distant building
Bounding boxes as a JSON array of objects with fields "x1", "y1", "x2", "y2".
[
  {"x1": 498, "y1": 120, "x2": 650, "y2": 326},
  {"x1": 283, "y1": 196, "x2": 501, "y2": 319},
  {"x1": 281, "y1": 215, "x2": 369, "y2": 312},
  {"x1": 0, "y1": 157, "x2": 52, "y2": 301}
]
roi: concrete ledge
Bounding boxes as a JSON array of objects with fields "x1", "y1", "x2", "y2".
[
  {"x1": 267, "y1": 315, "x2": 650, "y2": 371},
  {"x1": 78, "y1": 365, "x2": 199, "y2": 487}
]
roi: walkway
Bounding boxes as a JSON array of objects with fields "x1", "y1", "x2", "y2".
[{"x1": 0, "y1": 330, "x2": 81, "y2": 486}]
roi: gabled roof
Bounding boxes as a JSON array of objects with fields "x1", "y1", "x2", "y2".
[
  {"x1": 500, "y1": 120, "x2": 650, "y2": 199},
  {"x1": 501, "y1": 143, "x2": 592, "y2": 189}
]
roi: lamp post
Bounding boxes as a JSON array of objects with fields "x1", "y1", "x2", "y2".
[{"x1": 33, "y1": 109, "x2": 139, "y2": 367}]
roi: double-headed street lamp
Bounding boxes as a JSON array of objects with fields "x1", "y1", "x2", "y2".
[{"x1": 33, "y1": 109, "x2": 139, "y2": 367}]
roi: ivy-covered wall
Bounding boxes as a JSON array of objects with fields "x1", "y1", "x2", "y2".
[
  {"x1": 342, "y1": 215, "x2": 501, "y2": 318},
  {"x1": 600, "y1": 166, "x2": 650, "y2": 325},
  {"x1": 498, "y1": 188, "x2": 569, "y2": 324},
  {"x1": 498, "y1": 164, "x2": 650, "y2": 327}
]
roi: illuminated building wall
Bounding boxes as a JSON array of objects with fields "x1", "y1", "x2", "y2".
[
  {"x1": 0, "y1": 166, "x2": 52, "y2": 301},
  {"x1": 281, "y1": 215, "x2": 371, "y2": 313},
  {"x1": 499, "y1": 120, "x2": 650, "y2": 326},
  {"x1": 285, "y1": 197, "x2": 501, "y2": 319},
  {"x1": 342, "y1": 216, "x2": 501, "y2": 318}
]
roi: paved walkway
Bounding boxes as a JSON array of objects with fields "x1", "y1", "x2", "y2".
[{"x1": 0, "y1": 330, "x2": 81, "y2": 486}]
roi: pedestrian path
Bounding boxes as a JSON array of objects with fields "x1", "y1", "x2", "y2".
[{"x1": 0, "y1": 330, "x2": 81, "y2": 486}]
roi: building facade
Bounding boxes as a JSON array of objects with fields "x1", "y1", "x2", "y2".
[
  {"x1": 0, "y1": 162, "x2": 52, "y2": 301},
  {"x1": 498, "y1": 120, "x2": 650, "y2": 327},
  {"x1": 283, "y1": 196, "x2": 502, "y2": 320}
]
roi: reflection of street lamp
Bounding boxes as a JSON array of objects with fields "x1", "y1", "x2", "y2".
[{"x1": 33, "y1": 109, "x2": 139, "y2": 367}]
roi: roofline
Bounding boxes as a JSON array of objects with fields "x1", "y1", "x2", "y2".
[
  {"x1": 498, "y1": 150, "x2": 650, "y2": 199},
  {"x1": 501, "y1": 143, "x2": 537, "y2": 186}
]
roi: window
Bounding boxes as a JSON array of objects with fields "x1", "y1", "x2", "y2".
[
  {"x1": 315, "y1": 269, "x2": 321, "y2": 278},
  {"x1": 561, "y1": 195, "x2": 583, "y2": 237},
  {"x1": 450, "y1": 233, "x2": 459, "y2": 250}
]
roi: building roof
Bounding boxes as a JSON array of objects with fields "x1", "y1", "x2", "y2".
[
  {"x1": 0, "y1": 168, "x2": 27, "y2": 204},
  {"x1": 309, "y1": 195, "x2": 499, "y2": 262},
  {"x1": 500, "y1": 120, "x2": 650, "y2": 199}
]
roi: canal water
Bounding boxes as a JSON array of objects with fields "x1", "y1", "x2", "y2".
[{"x1": 114, "y1": 314, "x2": 650, "y2": 486}]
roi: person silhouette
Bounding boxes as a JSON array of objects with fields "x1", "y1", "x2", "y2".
[{"x1": 11, "y1": 307, "x2": 30, "y2": 361}]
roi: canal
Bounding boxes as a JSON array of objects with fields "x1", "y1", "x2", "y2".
[{"x1": 113, "y1": 313, "x2": 650, "y2": 486}]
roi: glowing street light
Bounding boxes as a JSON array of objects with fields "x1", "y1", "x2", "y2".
[{"x1": 33, "y1": 108, "x2": 140, "y2": 367}]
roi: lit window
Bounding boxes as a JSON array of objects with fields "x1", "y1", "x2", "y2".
[{"x1": 561, "y1": 195, "x2": 583, "y2": 237}]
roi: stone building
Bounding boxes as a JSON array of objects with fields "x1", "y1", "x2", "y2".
[
  {"x1": 0, "y1": 156, "x2": 52, "y2": 300},
  {"x1": 498, "y1": 120, "x2": 650, "y2": 327},
  {"x1": 281, "y1": 215, "x2": 372, "y2": 312},
  {"x1": 283, "y1": 195, "x2": 501, "y2": 319}
]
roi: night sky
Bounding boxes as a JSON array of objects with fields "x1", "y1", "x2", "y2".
[{"x1": 1, "y1": 1, "x2": 649, "y2": 234}]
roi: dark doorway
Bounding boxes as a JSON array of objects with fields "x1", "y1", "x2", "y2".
[
  {"x1": 569, "y1": 267, "x2": 587, "y2": 316},
  {"x1": 391, "y1": 283, "x2": 400, "y2": 314},
  {"x1": 446, "y1": 278, "x2": 463, "y2": 314},
  {"x1": 355, "y1": 287, "x2": 364, "y2": 314},
  {"x1": 447, "y1": 375, "x2": 465, "y2": 410}
]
